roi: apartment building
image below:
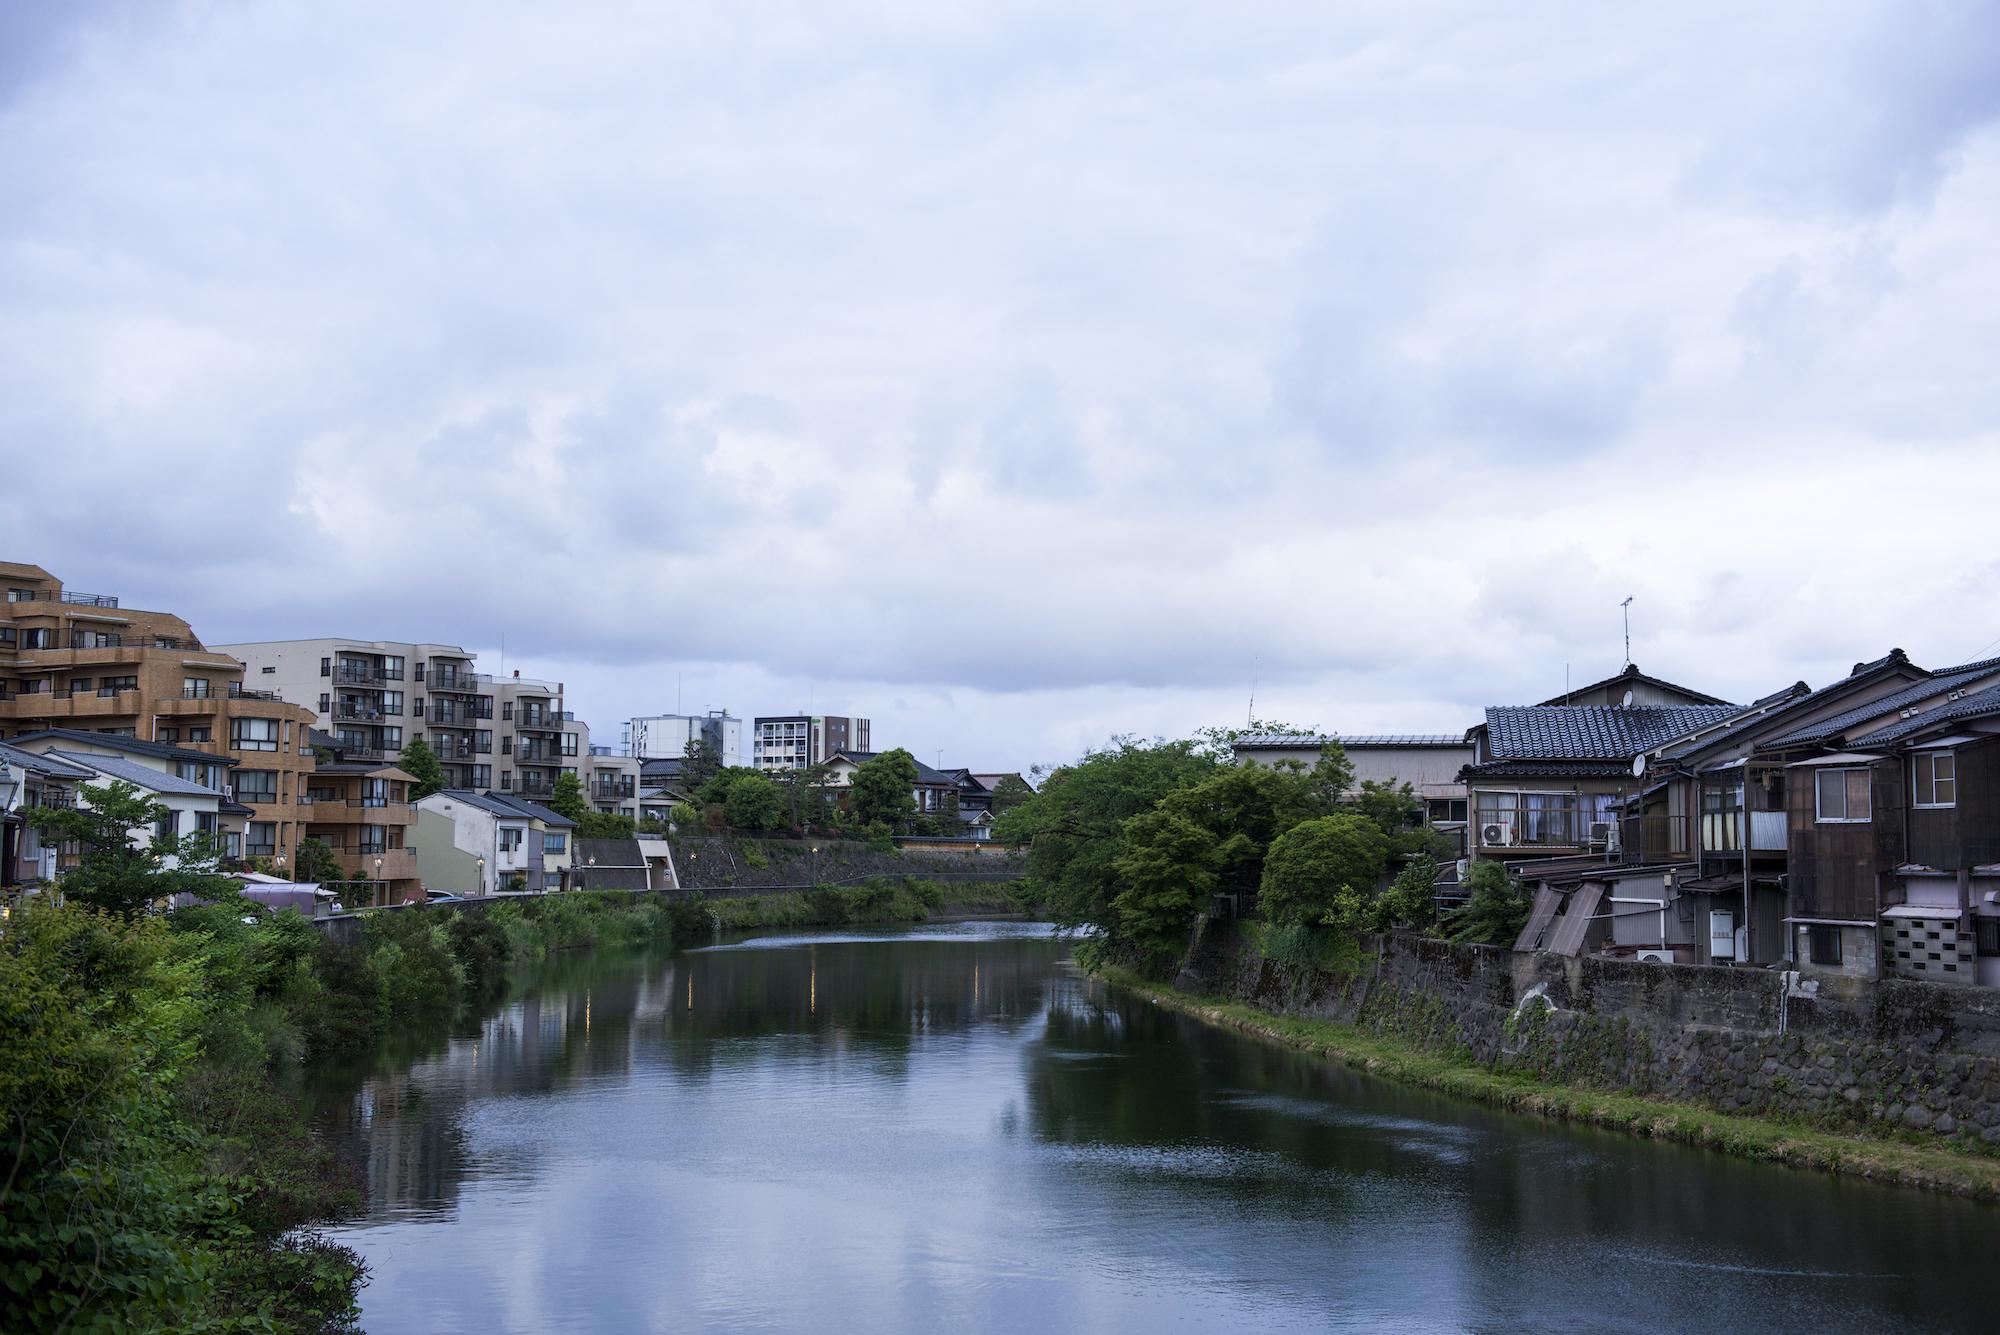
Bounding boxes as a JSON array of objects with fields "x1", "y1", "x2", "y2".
[
  {"x1": 215, "y1": 637, "x2": 599, "y2": 806},
  {"x1": 624, "y1": 710, "x2": 742, "y2": 765},
  {"x1": 303, "y1": 731, "x2": 422, "y2": 905},
  {"x1": 0, "y1": 562, "x2": 317, "y2": 867},
  {"x1": 752, "y1": 714, "x2": 871, "y2": 771}
]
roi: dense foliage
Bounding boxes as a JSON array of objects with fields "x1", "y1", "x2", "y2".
[
  {"x1": 397, "y1": 737, "x2": 447, "y2": 800},
  {"x1": 996, "y1": 731, "x2": 1466, "y2": 976},
  {"x1": 849, "y1": 749, "x2": 920, "y2": 831},
  {"x1": 1442, "y1": 859, "x2": 1532, "y2": 946},
  {"x1": 0, "y1": 868, "x2": 709, "y2": 1331},
  {"x1": 25, "y1": 780, "x2": 237, "y2": 918}
]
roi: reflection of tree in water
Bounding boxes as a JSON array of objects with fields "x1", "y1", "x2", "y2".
[{"x1": 653, "y1": 939, "x2": 1065, "y2": 1082}]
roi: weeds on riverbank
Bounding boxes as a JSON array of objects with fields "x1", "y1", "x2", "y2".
[{"x1": 1100, "y1": 967, "x2": 2000, "y2": 1200}]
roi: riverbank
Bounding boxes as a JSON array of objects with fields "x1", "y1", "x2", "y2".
[{"x1": 1098, "y1": 965, "x2": 2000, "y2": 1200}]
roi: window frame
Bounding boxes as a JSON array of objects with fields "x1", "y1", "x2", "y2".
[
  {"x1": 1912, "y1": 750, "x2": 1957, "y2": 810},
  {"x1": 1808, "y1": 924, "x2": 1844, "y2": 965},
  {"x1": 1813, "y1": 766, "x2": 1872, "y2": 823}
]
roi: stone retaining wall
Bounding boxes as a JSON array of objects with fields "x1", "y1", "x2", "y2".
[{"x1": 1177, "y1": 918, "x2": 2000, "y2": 1151}]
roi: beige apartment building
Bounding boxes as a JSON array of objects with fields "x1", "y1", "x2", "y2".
[
  {"x1": 0, "y1": 561, "x2": 320, "y2": 869},
  {"x1": 217, "y1": 636, "x2": 626, "y2": 811}
]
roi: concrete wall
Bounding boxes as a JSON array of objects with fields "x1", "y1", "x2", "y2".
[
  {"x1": 673, "y1": 835, "x2": 1025, "y2": 895},
  {"x1": 1178, "y1": 919, "x2": 2000, "y2": 1150}
]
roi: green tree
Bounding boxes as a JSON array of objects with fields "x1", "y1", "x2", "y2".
[
  {"x1": 771, "y1": 761, "x2": 836, "y2": 830},
  {"x1": 850, "y1": 749, "x2": 919, "y2": 831},
  {"x1": 988, "y1": 774, "x2": 1034, "y2": 814},
  {"x1": 681, "y1": 734, "x2": 723, "y2": 790},
  {"x1": 723, "y1": 770, "x2": 784, "y2": 832},
  {"x1": 547, "y1": 769, "x2": 589, "y2": 823},
  {"x1": 1372, "y1": 852, "x2": 1440, "y2": 932},
  {"x1": 293, "y1": 836, "x2": 347, "y2": 886},
  {"x1": 27, "y1": 781, "x2": 235, "y2": 918},
  {"x1": 993, "y1": 738, "x2": 1219, "y2": 935},
  {"x1": 399, "y1": 735, "x2": 448, "y2": 800},
  {"x1": 1444, "y1": 860, "x2": 1530, "y2": 946},
  {"x1": 1258, "y1": 812, "x2": 1390, "y2": 928},
  {"x1": 578, "y1": 810, "x2": 639, "y2": 839},
  {"x1": 1110, "y1": 809, "x2": 1223, "y2": 972}
]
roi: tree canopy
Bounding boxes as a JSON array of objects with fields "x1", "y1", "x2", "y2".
[
  {"x1": 398, "y1": 736, "x2": 447, "y2": 800},
  {"x1": 849, "y1": 749, "x2": 919, "y2": 831},
  {"x1": 27, "y1": 781, "x2": 235, "y2": 918},
  {"x1": 1258, "y1": 812, "x2": 1391, "y2": 928}
]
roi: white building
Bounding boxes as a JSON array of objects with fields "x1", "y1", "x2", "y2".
[
  {"x1": 8, "y1": 731, "x2": 244, "y2": 866},
  {"x1": 410, "y1": 789, "x2": 545, "y2": 895},
  {"x1": 624, "y1": 710, "x2": 742, "y2": 765}
]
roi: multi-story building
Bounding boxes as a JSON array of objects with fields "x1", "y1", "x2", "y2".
[
  {"x1": 0, "y1": 562, "x2": 317, "y2": 868},
  {"x1": 624, "y1": 710, "x2": 741, "y2": 765},
  {"x1": 302, "y1": 731, "x2": 422, "y2": 905},
  {"x1": 410, "y1": 789, "x2": 552, "y2": 895},
  {"x1": 584, "y1": 748, "x2": 642, "y2": 819},
  {"x1": 752, "y1": 714, "x2": 870, "y2": 771},
  {"x1": 215, "y1": 638, "x2": 606, "y2": 806}
]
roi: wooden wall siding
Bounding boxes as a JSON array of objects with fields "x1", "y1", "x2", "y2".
[
  {"x1": 1787, "y1": 757, "x2": 1905, "y2": 921},
  {"x1": 1907, "y1": 740, "x2": 2000, "y2": 870}
]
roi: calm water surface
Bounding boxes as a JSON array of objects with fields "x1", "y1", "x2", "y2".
[{"x1": 319, "y1": 922, "x2": 1997, "y2": 1333}]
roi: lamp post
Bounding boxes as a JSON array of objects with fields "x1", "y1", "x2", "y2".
[
  {"x1": 810, "y1": 844, "x2": 820, "y2": 889},
  {"x1": 476, "y1": 854, "x2": 486, "y2": 897},
  {"x1": 275, "y1": 852, "x2": 288, "y2": 881},
  {"x1": 585, "y1": 854, "x2": 596, "y2": 891},
  {"x1": 374, "y1": 856, "x2": 384, "y2": 908}
]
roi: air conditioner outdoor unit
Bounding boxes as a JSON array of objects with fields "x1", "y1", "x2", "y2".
[
  {"x1": 1481, "y1": 818, "x2": 1516, "y2": 847},
  {"x1": 1636, "y1": 949, "x2": 1674, "y2": 965},
  {"x1": 1588, "y1": 821, "x2": 1615, "y2": 846}
]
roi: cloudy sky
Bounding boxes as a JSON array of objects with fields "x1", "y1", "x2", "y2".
[{"x1": 6, "y1": 2, "x2": 2000, "y2": 772}]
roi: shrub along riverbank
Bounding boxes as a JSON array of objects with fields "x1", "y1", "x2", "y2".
[
  {"x1": 1, "y1": 880, "x2": 1024, "y2": 1330},
  {"x1": 1097, "y1": 966, "x2": 2000, "y2": 1200}
]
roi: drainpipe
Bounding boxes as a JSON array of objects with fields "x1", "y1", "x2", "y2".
[{"x1": 1742, "y1": 774, "x2": 1753, "y2": 964}]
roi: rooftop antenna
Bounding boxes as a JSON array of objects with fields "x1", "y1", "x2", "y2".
[
  {"x1": 1620, "y1": 596, "x2": 1635, "y2": 668},
  {"x1": 1248, "y1": 655, "x2": 1258, "y2": 727}
]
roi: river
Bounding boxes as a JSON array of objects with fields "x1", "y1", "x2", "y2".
[{"x1": 318, "y1": 921, "x2": 1996, "y2": 1333}]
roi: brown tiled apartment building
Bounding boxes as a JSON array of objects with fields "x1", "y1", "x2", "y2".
[
  {"x1": 304, "y1": 732, "x2": 422, "y2": 904},
  {"x1": 0, "y1": 560, "x2": 318, "y2": 869}
]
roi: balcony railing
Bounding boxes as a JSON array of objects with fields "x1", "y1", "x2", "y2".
[
  {"x1": 332, "y1": 666, "x2": 404, "y2": 686},
  {"x1": 333, "y1": 702, "x2": 394, "y2": 721},
  {"x1": 1617, "y1": 814, "x2": 1693, "y2": 862},
  {"x1": 6, "y1": 589, "x2": 121, "y2": 608},
  {"x1": 516, "y1": 715, "x2": 558, "y2": 731},
  {"x1": 70, "y1": 632, "x2": 123, "y2": 648},
  {"x1": 227, "y1": 685, "x2": 284, "y2": 701},
  {"x1": 592, "y1": 782, "x2": 636, "y2": 800},
  {"x1": 516, "y1": 748, "x2": 560, "y2": 764}
]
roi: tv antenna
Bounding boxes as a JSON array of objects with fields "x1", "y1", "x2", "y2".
[{"x1": 1620, "y1": 597, "x2": 1635, "y2": 668}]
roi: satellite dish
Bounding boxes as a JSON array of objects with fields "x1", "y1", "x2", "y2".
[
  {"x1": 1632, "y1": 755, "x2": 1647, "y2": 778},
  {"x1": 1621, "y1": 689, "x2": 1635, "y2": 707}
]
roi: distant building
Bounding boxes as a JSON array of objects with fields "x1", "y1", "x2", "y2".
[
  {"x1": 1232, "y1": 733, "x2": 1475, "y2": 827},
  {"x1": 624, "y1": 710, "x2": 741, "y2": 764},
  {"x1": 752, "y1": 714, "x2": 870, "y2": 771}
]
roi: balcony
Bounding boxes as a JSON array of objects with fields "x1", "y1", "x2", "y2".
[
  {"x1": 1617, "y1": 814, "x2": 1694, "y2": 863},
  {"x1": 332, "y1": 665, "x2": 404, "y2": 687},
  {"x1": 69, "y1": 631, "x2": 123, "y2": 649},
  {"x1": 1700, "y1": 811, "x2": 1788, "y2": 855},
  {"x1": 333, "y1": 744, "x2": 388, "y2": 763},
  {"x1": 515, "y1": 714, "x2": 559, "y2": 732},
  {"x1": 332, "y1": 701, "x2": 395, "y2": 723},
  {"x1": 5, "y1": 589, "x2": 120, "y2": 608},
  {"x1": 592, "y1": 781, "x2": 636, "y2": 801},
  {"x1": 429, "y1": 672, "x2": 490, "y2": 693},
  {"x1": 332, "y1": 847, "x2": 418, "y2": 882},
  {"x1": 226, "y1": 685, "x2": 285, "y2": 702}
]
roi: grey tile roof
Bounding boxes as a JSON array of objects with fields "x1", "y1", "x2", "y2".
[
  {"x1": 428, "y1": 788, "x2": 532, "y2": 820},
  {"x1": 0, "y1": 741, "x2": 96, "y2": 780},
  {"x1": 479, "y1": 791, "x2": 576, "y2": 828},
  {"x1": 51, "y1": 750, "x2": 224, "y2": 798},
  {"x1": 1461, "y1": 760, "x2": 1635, "y2": 780},
  {"x1": 9, "y1": 728, "x2": 239, "y2": 768},
  {"x1": 1660, "y1": 652, "x2": 1925, "y2": 761},
  {"x1": 1483, "y1": 706, "x2": 1740, "y2": 761},
  {"x1": 1763, "y1": 657, "x2": 2000, "y2": 750},
  {"x1": 572, "y1": 837, "x2": 651, "y2": 889},
  {"x1": 1849, "y1": 682, "x2": 2000, "y2": 746},
  {"x1": 829, "y1": 750, "x2": 959, "y2": 785}
]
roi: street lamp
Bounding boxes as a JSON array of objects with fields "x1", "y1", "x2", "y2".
[
  {"x1": 374, "y1": 856, "x2": 384, "y2": 907},
  {"x1": 275, "y1": 852, "x2": 288, "y2": 881},
  {"x1": 476, "y1": 855, "x2": 486, "y2": 897},
  {"x1": 810, "y1": 844, "x2": 820, "y2": 888}
]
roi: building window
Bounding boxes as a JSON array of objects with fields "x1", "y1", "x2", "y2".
[
  {"x1": 544, "y1": 833, "x2": 567, "y2": 854},
  {"x1": 99, "y1": 676, "x2": 137, "y2": 696},
  {"x1": 155, "y1": 810, "x2": 179, "y2": 842},
  {"x1": 1977, "y1": 918, "x2": 2000, "y2": 959},
  {"x1": 158, "y1": 727, "x2": 181, "y2": 744},
  {"x1": 499, "y1": 828, "x2": 522, "y2": 851},
  {"x1": 235, "y1": 770, "x2": 278, "y2": 804},
  {"x1": 1814, "y1": 767, "x2": 1871, "y2": 823},
  {"x1": 319, "y1": 693, "x2": 330, "y2": 713},
  {"x1": 246, "y1": 822, "x2": 277, "y2": 858},
  {"x1": 320, "y1": 657, "x2": 331, "y2": 677},
  {"x1": 187, "y1": 726, "x2": 213, "y2": 743},
  {"x1": 183, "y1": 677, "x2": 213, "y2": 699},
  {"x1": 1808, "y1": 925, "x2": 1843, "y2": 965},
  {"x1": 500, "y1": 771, "x2": 512, "y2": 790},
  {"x1": 563, "y1": 732, "x2": 579, "y2": 756},
  {"x1": 195, "y1": 811, "x2": 217, "y2": 836},
  {"x1": 1913, "y1": 752, "x2": 1957, "y2": 809},
  {"x1": 232, "y1": 718, "x2": 280, "y2": 752},
  {"x1": 502, "y1": 702, "x2": 514, "y2": 721},
  {"x1": 71, "y1": 678, "x2": 93, "y2": 692}
]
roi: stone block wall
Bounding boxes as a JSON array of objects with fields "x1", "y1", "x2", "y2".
[{"x1": 1179, "y1": 920, "x2": 2000, "y2": 1151}]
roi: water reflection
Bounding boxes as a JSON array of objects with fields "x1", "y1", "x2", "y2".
[{"x1": 322, "y1": 924, "x2": 1997, "y2": 1334}]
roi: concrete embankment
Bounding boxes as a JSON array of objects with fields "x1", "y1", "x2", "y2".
[
  {"x1": 1133, "y1": 917, "x2": 2000, "y2": 1196},
  {"x1": 672, "y1": 835, "x2": 1025, "y2": 895}
]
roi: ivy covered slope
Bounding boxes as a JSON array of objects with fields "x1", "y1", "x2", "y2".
[{"x1": 991, "y1": 728, "x2": 1491, "y2": 975}]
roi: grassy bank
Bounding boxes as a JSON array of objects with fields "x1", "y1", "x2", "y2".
[
  {"x1": 1097, "y1": 967, "x2": 2000, "y2": 1201},
  {"x1": 705, "y1": 877, "x2": 1020, "y2": 931}
]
